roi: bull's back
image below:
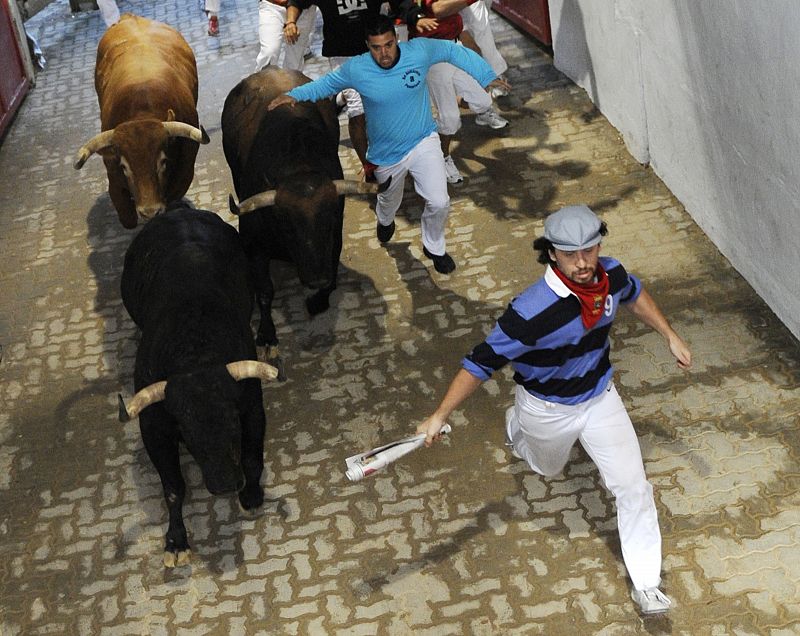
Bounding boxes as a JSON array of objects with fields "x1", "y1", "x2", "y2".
[
  {"x1": 222, "y1": 67, "x2": 341, "y2": 197},
  {"x1": 96, "y1": 15, "x2": 198, "y2": 124},
  {"x1": 122, "y1": 209, "x2": 249, "y2": 328}
]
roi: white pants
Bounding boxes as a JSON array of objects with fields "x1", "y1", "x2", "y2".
[
  {"x1": 374, "y1": 132, "x2": 450, "y2": 255},
  {"x1": 506, "y1": 383, "x2": 663, "y2": 591},
  {"x1": 460, "y1": 1, "x2": 508, "y2": 76},
  {"x1": 204, "y1": 0, "x2": 220, "y2": 14},
  {"x1": 97, "y1": 0, "x2": 119, "y2": 27},
  {"x1": 327, "y1": 57, "x2": 364, "y2": 118},
  {"x1": 255, "y1": 0, "x2": 315, "y2": 72},
  {"x1": 427, "y1": 61, "x2": 493, "y2": 135}
]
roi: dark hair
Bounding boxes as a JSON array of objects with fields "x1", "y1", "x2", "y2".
[
  {"x1": 532, "y1": 222, "x2": 608, "y2": 265},
  {"x1": 364, "y1": 14, "x2": 396, "y2": 39}
]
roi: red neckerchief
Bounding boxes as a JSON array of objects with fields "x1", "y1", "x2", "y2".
[{"x1": 552, "y1": 262, "x2": 609, "y2": 329}]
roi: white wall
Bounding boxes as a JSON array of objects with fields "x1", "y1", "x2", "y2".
[{"x1": 549, "y1": 0, "x2": 800, "y2": 340}]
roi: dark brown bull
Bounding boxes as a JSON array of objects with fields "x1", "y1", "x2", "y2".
[
  {"x1": 73, "y1": 14, "x2": 208, "y2": 228},
  {"x1": 222, "y1": 67, "x2": 384, "y2": 377}
]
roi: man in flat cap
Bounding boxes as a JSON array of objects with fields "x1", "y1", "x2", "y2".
[{"x1": 417, "y1": 204, "x2": 691, "y2": 614}]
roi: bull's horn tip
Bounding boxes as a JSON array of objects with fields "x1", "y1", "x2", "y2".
[
  {"x1": 117, "y1": 394, "x2": 131, "y2": 423},
  {"x1": 228, "y1": 194, "x2": 241, "y2": 215},
  {"x1": 73, "y1": 153, "x2": 87, "y2": 170},
  {"x1": 200, "y1": 126, "x2": 210, "y2": 144}
]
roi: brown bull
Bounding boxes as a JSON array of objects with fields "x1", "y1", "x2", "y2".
[{"x1": 73, "y1": 14, "x2": 208, "y2": 228}]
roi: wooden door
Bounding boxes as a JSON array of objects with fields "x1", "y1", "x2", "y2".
[
  {"x1": 492, "y1": 0, "x2": 552, "y2": 46},
  {"x1": 0, "y1": 0, "x2": 30, "y2": 139}
]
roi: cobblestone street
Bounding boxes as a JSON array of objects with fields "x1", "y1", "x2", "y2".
[{"x1": 1, "y1": 0, "x2": 800, "y2": 634}]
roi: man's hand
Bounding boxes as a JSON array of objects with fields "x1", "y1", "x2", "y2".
[
  {"x1": 668, "y1": 334, "x2": 692, "y2": 370},
  {"x1": 268, "y1": 94, "x2": 298, "y2": 111},
  {"x1": 283, "y1": 21, "x2": 299, "y2": 44},
  {"x1": 487, "y1": 77, "x2": 512, "y2": 94},
  {"x1": 415, "y1": 17, "x2": 439, "y2": 32},
  {"x1": 416, "y1": 414, "x2": 448, "y2": 447}
]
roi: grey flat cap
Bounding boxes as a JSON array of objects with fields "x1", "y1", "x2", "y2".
[{"x1": 543, "y1": 205, "x2": 602, "y2": 250}]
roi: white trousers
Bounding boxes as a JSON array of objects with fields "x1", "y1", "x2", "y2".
[
  {"x1": 97, "y1": 0, "x2": 119, "y2": 27},
  {"x1": 204, "y1": 0, "x2": 220, "y2": 14},
  {"x1": 427, "y1": 61, "x2": 493, "y2": 135},
  {"x1": 255, "y1": 0, "x2": 315, "y2": 72},
  {"x1": 374, "y1": 132, "x2": 450, "y2": 256},
  {"x1": 506, "y1": 383, "x2": 663, "y2": 591},
  {"x1": 460, "y1": 1, "x2": 508, "y2": 76}
]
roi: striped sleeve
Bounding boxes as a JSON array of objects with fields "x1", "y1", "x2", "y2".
[
  {"x1": 461, "y1": 303, "x2": 535, "y2": 380},
  {"x1": 605, "y1": 259, "x2": 642, "y2": 304}
]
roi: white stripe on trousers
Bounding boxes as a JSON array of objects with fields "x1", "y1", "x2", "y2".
[
  {"x1": 374, "y1": 132, "x2": 450, "y2": 256},
  {"x1": 506, "y1": 382, "x2": 663, "y2": 590}
]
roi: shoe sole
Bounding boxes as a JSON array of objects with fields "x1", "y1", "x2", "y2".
[{"x1": 476, "y1": 121, "x2": 508, "y2": 130}]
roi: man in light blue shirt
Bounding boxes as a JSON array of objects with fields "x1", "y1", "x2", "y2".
[{"x1": 269, "y1": 14, "x2": 509, "y2": 274}]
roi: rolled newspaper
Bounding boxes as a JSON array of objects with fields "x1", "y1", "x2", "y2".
[{"x1": 345, "y1": 424, "x2": 452, "y2": 482}]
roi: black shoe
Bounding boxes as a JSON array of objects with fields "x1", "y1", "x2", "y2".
[
  {"x1": 422, "y1": 246, "x2": 456, "y2": 274},
  {"x1": 377, "y1": 221, "x2": 395, "y2": 243}
]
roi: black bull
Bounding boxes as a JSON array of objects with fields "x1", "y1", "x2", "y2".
[
  {"x1": 119, "y1": 206, "x2": 278, "y2": 568},
  {"x1": 221, "y1": 67, "x2": 381, "y2": 374}
]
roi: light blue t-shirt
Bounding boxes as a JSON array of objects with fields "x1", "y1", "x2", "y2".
[{"x1": 287, "y1": 38, "x2": 496, "y2": 166}]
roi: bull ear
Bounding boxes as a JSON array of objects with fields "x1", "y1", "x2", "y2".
[{"x1": 166, "y1": 108, "x2": 176, "y2": 122}]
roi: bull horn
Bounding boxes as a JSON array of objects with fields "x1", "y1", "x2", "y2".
[
  {"x1": 118, "y1": 380, "x2": 167, "y2": 422},
  {"x1": 332, "y1": 179, "x2": 379, "y2": 196},
  {"x1": 162, "y1": 121, "x2": 210, "y2": 144},
  {"x1": 231, "y1": 190, "x2": 278, "y2": 216},
  {"x1": 332, "y1": 175, "x2": 392, "y2": 196},
  {"x1": 226, "y1": 360, "x2": 280, "y2": 383},
  {"x1": 73, "y1": 130, "x2": 116, "y2": 169}
]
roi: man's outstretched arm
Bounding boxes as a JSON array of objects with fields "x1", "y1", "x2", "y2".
[
  {"x1": 417, "y1": 368, "x2": 484, "y2": 446},
  {"x1": 627, "y1": 288, "x2": 692, "y2": 369}
]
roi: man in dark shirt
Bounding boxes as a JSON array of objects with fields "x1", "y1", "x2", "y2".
[{"x1": 284, "y1": 0, "x2": 384, "y2": 178}]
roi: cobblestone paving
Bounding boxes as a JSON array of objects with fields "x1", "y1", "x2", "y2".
[{"x1": 2, "y1": 1, "x2": 800, "y2": 634}]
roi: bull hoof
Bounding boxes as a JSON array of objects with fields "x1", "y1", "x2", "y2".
[
  {"x1": 306, "y1": 292, "x2": 331, "y2": 316},
  {"x1": 239, "y1": 505, "x2": 264, "y2": 519},
  {"x1": 163, "y1": 548, "x2": 191, "y2": 568},
  {"x1": 239, "y1": 484, "x2": 265, "y2": 511}
]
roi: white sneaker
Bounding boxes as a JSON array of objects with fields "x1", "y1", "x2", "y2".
[
  {"x1": 631, "y1": 587, "x2": 671, "y2": 614},
  {"x1": 443, "y1": 155, "x2": 463, "y2": 184},
  {"x1": 475, "y1": 108, "x2": 508, "y2": 129}
]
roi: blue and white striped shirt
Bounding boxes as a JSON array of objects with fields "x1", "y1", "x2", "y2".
[{"x1": 463, "y1": 257, "x2": 642, "y2": 405}]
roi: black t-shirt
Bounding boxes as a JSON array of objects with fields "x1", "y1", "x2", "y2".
[{"x1": 289, "y1": 0, "x2": 384, "y2": 57}]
